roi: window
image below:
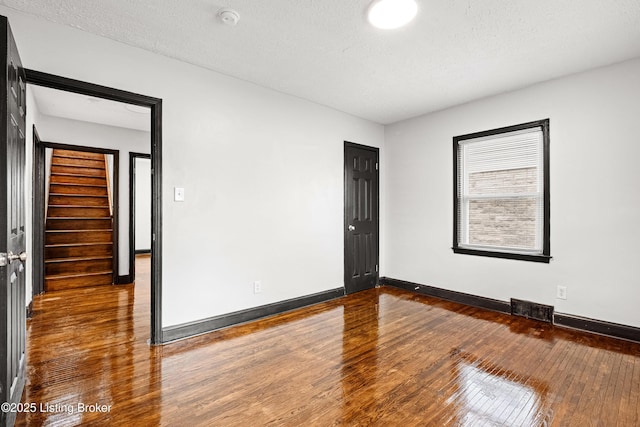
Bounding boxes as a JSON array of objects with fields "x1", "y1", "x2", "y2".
[{"x1": 453, "y1": 119, "x2": 550, "y2": 262}]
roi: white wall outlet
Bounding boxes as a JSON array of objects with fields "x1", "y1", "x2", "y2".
[
  {"x1": 557, "y1": 285, "x2": 567, "y2": 300},
  {"x1": 174, "y1": 187, "x2": 185, "y2": 202},
  {"x1": 253, "y1": 280, "x2": 262, "y2": 294}
]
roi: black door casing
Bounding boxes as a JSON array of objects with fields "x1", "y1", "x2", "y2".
[{"x1": 344, "y1": 142, "x2": 379, "y2": 294}]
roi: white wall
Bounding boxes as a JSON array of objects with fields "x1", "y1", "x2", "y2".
[
  {"x1": 34, "y1": 114, "x2": 150, "y2": 276},
  {"x1": 134, "y1": 157, "x2": 151, "y2": 251},
  {"x1": 10, "y1": 6, "x2": 639, "y2": 334},
  {"x1": 3, "y1": 8, "x2": 386, "y2": 327},
  {"x1": 385, "y1": 58, "x2": 640, "y2": 328},
  {"x1": 24, "y1": 83, "x2": 42, "y2": 306}
]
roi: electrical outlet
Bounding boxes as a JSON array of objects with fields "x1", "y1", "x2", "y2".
[
  {"x1": 557, "y1": 285, "x2": 567, "y2": 300},
  {"x1": 253, "y1": 281, "x2": 262, "y2": 294}
]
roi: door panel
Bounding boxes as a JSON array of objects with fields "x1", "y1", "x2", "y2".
[
  {"x1": 344, "y1": 142, "x2": 379, "y2": 294},
  {"x1": 1, "y1": 16, "x2": 27, "y2": 427}
]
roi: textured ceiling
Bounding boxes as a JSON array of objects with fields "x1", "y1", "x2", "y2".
[{"x1": 4, "y1": 0, "x2": 640, "y2": 124}]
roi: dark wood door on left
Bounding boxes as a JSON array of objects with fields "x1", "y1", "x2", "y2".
[
  {"x1": 344, "y1": 142, "x2": 379, "y2": 294},
  {"x1": 0, "y1": 15, "x2": 27, "y2": 427}
]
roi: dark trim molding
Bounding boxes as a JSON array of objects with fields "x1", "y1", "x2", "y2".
[
  {"x1": 452, "y1": 119, "x2": 551, "y2": 263},
  {"x1": 135, "y1": 249, "x2": 151, "y2": 255},
  {"x1": 115, "y1": 275, "x2": 131, "y2": 285},
  {"x1": 26, "y1": 301, "x2": 33, "y2": 319},
  {"x1": 452, "y1": 247, "x2": 552, "y2": 263},
  {"x1": 163, "y1": 288, "x2": 345, "y2": 343},
  {"x1": 129, "y1": 152, "x2": 151, "y2": 287},
  {"x1": 382, "y1": 277, "x2": 640, "y2": 344},
  {"x1": 554, "y1": 313, "x2": 640, "y2": 343},
  {"x1": 25, "y1": 69, "x2": 159, "y2": 107},
  {"x1": 381, "y1": 277, "x2": 511, "y2": 314},
  {"x1": 26, "y1": 69, "x2": 163, "y2": 345},
  {"x1": 151, "y1": 101, "x2": 163, "y2": 344},
  {"x1": 31, "y1": 125, "x2": 45, "y2": 296}
]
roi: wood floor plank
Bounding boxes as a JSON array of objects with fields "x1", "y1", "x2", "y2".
[
  {"x1": 631, "y1": 356, "x2": 640, "y2": 426},
  {"x1": 16, "y1": 259, "x2": 640, "y2": 426},
  {"x1": 602, "y1": 351, "x2": 623, "y2": 426}
]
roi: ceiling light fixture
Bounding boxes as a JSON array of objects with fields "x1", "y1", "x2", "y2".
[{"x1": 367, "y1": 0, "x2": 418, "y2": 30}]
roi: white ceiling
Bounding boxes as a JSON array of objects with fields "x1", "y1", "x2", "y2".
[
  {"x1": 30, "y1": 85, "x2": 150, "y2": 132},
  {"x1": 5, "y1": 0, "x2": 640, "y2": 124}
]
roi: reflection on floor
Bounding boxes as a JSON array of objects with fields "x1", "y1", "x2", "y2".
[{"x1": 16, "y1": 258, "x2": 640, "y2": 425}]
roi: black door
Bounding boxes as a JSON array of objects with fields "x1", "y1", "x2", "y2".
[
  {"x1": 0, "y1": 16, "x2": 27, "y2": 427},
  {"x1": 344, "y1": 142, "x2": 379, "y2": 294}
]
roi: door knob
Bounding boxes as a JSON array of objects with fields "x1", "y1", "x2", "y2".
[
  {"x1": 348, "y1": 225, "x2": 356, "y2": 231},
  {"x1": 7, "y1": 251, "x2": 27, "y2": 263}
]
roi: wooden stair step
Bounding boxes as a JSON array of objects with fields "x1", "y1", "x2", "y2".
[
  {"x1": 45, "y1": 257, "x2": 113, "y2": 276},
  {"x1": 50, "y1": 174, "x2": 107, "y2": 186},
  {"x1": 51, "y1": 165, "x2": 106, "y2": 176},
  {"x1": 45, "y1": 271, "x2": 113, "y2": 291},
  {"x1": 51, "y1": 157, "x2": 106, "y2": 169},
  {"x1": 46, "y1": 217, "x2": 112, "y2": 230},
  {"x1": 53, "y1": 149, "x2": 105, "y2": 160},
  {"x1": 45, "y1": 242, "x2": 112, "y2": 258},
  {"x1": 49, "y1": 183, "x2": 108, "y2": 195},
  {"x1": 46, "y1": 256, "x2": 112, "y2": 263},
  {"x1": 52, "y1": 158, "x2": 105, "y2": 167},
  {"x1": 47, "y1": 205, "x2": 111, "y2": 217},
  {"x1": 48, "y1": 194, "x2": 109, "y2": 207},
  {"x1": 45, "y1": 229, "x2": 113, "y2": 245},
  {"x1": 47, "y1": 205, "x2": 110, "y2": 208}
]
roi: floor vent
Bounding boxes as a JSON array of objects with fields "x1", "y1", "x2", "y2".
[{"x1": 510, "y1": 298, "x2": 553, "y2": 323}]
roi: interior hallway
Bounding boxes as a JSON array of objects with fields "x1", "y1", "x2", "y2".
[{"x1": 16, "y1": 256, "x2": 640, "y2": 426}]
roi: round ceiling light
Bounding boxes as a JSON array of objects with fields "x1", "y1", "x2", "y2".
[{"x1": 367, "y1": 0, "x2": 418, "y2": 30}]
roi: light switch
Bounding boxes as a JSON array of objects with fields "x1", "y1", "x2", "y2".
[{"x1": 174, "y1": 187, "x2": 185, "y2": 202}]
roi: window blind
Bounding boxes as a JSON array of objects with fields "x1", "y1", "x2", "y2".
[{"x1": 457, "y1": 127, "x2": 544, "y2": 254}]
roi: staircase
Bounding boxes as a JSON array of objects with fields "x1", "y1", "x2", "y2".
[{"x1": 45, "y1": 149, "x2": 114, "y2": 291}]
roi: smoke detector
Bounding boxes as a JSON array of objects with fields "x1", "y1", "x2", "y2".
[{"x1": 218, "y1": 8, "x2": 240, "y2": 26}]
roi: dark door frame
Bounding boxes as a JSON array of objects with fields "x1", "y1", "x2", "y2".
[
  {"x1": 25, "y1": 70, "x2": 163, "y2": 344},
  {"x1": 34, "y1": 141, "x2": 120, "y2": 288},
  {"x1": 128, "y1": 152, "x2": 151, "y2": 284},
  {"x1": 343, "y1": 141, "x2": 380, "y2": 294},
  {"x1": 31, "y1": 125, "x2": 44, "y2": 297}
]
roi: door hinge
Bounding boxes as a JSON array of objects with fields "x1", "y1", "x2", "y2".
[
  {"x1": 375, "y1": 264, "x2": 379, "y2": 272},
  {"x1": 375, "y1": 162, "x2": 378, "y2": 170}
]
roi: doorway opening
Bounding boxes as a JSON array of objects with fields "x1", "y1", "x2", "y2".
[
  {"x1": 26, "y1": 70, "x2": 163, "y2": 344},
  {"x1": 129, "y1": 152, "x2": 151, "y2": 284},
  {"x1": 35, "y1": 142, "x2": 119, "y2": 292}
]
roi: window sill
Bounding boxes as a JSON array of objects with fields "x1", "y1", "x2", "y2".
[{"x1": 452, "y1": 247, "x2": 551, "y2": 263}]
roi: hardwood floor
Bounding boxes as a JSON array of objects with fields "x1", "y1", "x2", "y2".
[{"x1": 15, "y1": 258, "x2": 640, "y2": 426}]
